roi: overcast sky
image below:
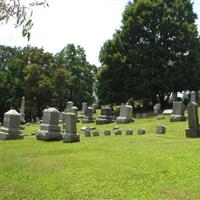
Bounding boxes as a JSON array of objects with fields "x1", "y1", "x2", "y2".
[{"x1": 0, "y1": 0, "x2": 199, "y2": 66}]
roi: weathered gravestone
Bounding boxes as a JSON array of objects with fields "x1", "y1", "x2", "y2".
[
  {"x1": 36, "y1": 108, "x2": 62, "y2": 141},
  {"x1": 96, "y1": 105, "x2": 113, "y2": 125},
  {"x1": 156, "y1": 125, "x2": 166, "y2": 134},
  {"x1": 0, "y1": 109, "x2": 24, "y2": 140},
  {"x1": 20, "y1": 96, "x2": 26, "y2": 124},
  {"x1": 92, "y1": 103, "x2": 97, "y2": 113},
  {"x1": 126, "y1": 129, "x2": 133, "y2": 135},
  {"x1": 82, "y1": 107, "x2": 94, "y2": 123},
  {"x1": 190, "y1": 91, "x2": 196, "y2": 103},
  {"x1": 116, "y1": 105, "x2": 134, "y2": 124},
  {"x1": 65, "y1": 101, "x2": 74, "y2": 112},
  {"x1": 153, "y1": 103, "x2": 161, "y2": 114},
  {"x1": 82, "y1": 102, "x2": 87, "y2": 114},
  {"x1": 63, "y1": 113, "x2": 80, "y2": 143},
  {"x1": 170, "y1": 101, "x2": 186, "y2": 122},
  {"x1": 185, "y1": 102, "x2": 200, "y2": 138},
  {"x1": 71, "y1": 106, "x2": 79, "y2": 122}
]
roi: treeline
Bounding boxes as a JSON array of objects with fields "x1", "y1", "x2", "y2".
[{"x1": 0, "y1": 44, "x2": 97, "y2": 121}]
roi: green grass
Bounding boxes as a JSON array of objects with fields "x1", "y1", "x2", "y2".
[{"x1": 1, "y1": 112, "x2": 200, "y2": 200}]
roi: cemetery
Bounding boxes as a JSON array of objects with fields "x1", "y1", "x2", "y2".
[{"x1": 1, "y1": 0, "x2": 200, "y2": 199}]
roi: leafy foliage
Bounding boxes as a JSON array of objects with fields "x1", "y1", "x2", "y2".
[
  {"x1": 0, "y1": 0, "x2": 48, "y2": 40},
  {"x1": 0, "y1": 44, "x2": 96, "y2": 120},
  {"x1": 98, "y1": 0, "x2": 200, "y2": 106}
]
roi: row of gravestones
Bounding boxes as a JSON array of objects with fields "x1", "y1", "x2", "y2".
[
  {"x1": 82, "y1": 125, "x2": 166, "y2": 137},
  {"x1": 0, "y1": 108, "x2": 80, "y2": 142},
  {"x1": 0, "y1": 91, "x2": 199, "y2": 140}
]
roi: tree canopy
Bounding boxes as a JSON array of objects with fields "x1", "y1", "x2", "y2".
[
  {"x1": 97, "y1": 0, "x2": 200, "y2": 106},
  {"x1": 0, "y1": 44, "x2": 96, "y2": 120}
]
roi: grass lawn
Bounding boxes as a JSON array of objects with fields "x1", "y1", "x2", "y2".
[{"x1": 1, "y1": 111, "x2": 200, "y2": 200}]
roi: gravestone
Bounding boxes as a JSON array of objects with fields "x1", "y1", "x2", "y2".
[
  {"x1": 156, "y1": 125, "x2": 166, "y2": 134},
  {"x1": 71, "y1": 106, "x2": 79, "y2": 122},
  {"x1": 63, "y1": 113, "x2": 80, "y2": 143},
  {"x1": 116, "y1": 105, "x2": 134, "y2": 124},
  {"x1": 20, "y1": 96, "x2": 26, "y2": 124},
  {"x1": 126, "y1": 129, "x2": 133, "y2": 135},
  {"x1": 96, "y1": 105, "x2": 113, "y2": 125},
  {"x1": 114, "y1": 129, "x2": 122, "y2": 135},
  {"x1": 153, "y1": 103, "x2": 161, "y2": 114},
  {"x1": 36, "y1": 108, "x2": 62, "y2": 141},
  {"x1": 84, "y1": 129, "x2": 91, "y2": 137},
  {"x1": 0, "y1": 109, "x2": 24, "y2": 140},
  {"x1": 170, "y1": 101, "x2": 186, "y2": 122},
  {"x1": 92, "y1": 130, "x2": 99, "y2": 136},
  {"x1": 104, "y1": 130, "x2": 111, "y2": 136},
  {"x1": 65, "y1": 101, "x2": 74, "y2": 112},
  {"x1": 82, "y1": 107, "x2": 94, "y2": 123},
  {"x1": 82, "y1": 102, "x2": 87, "y2": 114},
  {"x1": 92, "y1": 103, "x2": 97, "y2": 113},
  {"x1": 138, "y1": 128, "x2": 145, "y2": 135},
  {"x1": 190, "y1": 91, "x2": 196, "y2": 103},
  {"x1": 185, "y1": 102, "x2": 200, "y2": 138}
]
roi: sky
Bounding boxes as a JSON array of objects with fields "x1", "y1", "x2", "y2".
[{"x1": 0, "y1": 0, "x2": 200, "y2": 66}]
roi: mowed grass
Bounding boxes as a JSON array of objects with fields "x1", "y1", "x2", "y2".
[{"x1": 1, "y1": 111, "x2": 200, "y2": 200}]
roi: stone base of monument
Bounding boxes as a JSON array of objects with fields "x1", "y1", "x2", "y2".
[
  {"x1": 81, "y1": 117, "x2": 95, "y2": 123},
  {"x1": 185, "y1": 127, "x2": 200, "y2": 138},
  {"x1": 170, "y1": 115, "x2": 186, "y2": 122},
  {"x1": 116, "y1": 117, "x2": 134, "y2": 124},
  {"x1": 96, "y1": 116, "x2": 113, "y2": 125},
  {"x1": 0, "y1": 127, "x2": 24, "y2": 140},
  {"x1": 36, "y1": 130, "x2": 62, "y2": 141},
  {"x1": 63, "y1": 133, "x2": 80, "y2": 143}
]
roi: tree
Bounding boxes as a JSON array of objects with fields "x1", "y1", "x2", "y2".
[
  {"x1": 0, "y1": 0, "x2": 48, "y2": 40},
  {"x1": 24, "y1": 64, "x2": 55, "y2": 119},
  {"x1": 98, "y1": 0, "x2": 200, "y2": 106},
  {"x1": 55, "y1": 44, "x2": 96, "y2": 107}
]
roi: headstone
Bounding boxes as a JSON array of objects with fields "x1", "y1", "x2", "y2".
[
  {"x1": 126, "y1": 129, "x2": 133, "y2": 135},
  {"x1": 137, "y1": 128, "x2": 145, "y2": 135},
  {"x1": 71, "y1": 106, "x2": 79, "y2": 122},
  {"x1": 92, "y1": 103, "x2": 97, "y2": 113},
  {"x1": 92, "y1": 130, "x2": 99, "y2": 137},
  {"x1": 190, "y1": 91, "x2": 196, "y2": 103},
  {"x1": 20, "y1": 96, "x2": 26, "y2": 124},
  {"x1": 96, "y1": 105, "x2": 114, "y2": 125},
  {"x1": 153, "y1": 103, "x2": 161, "y2": 114},
  {"x1": 63, "y1": 113, "x2": 80, "y2": 143},
  {"x1": 114, "y1": 129, "x2": 122, "y2": 135},
  {"x1": 185, "y1": 102, "x2": 200, "y2": 138},
  {"x1": 170, "y1": 101, "x2": 186, "y2": 122},
  {"x1": 36, "y1": 108, "x2": 62, "y2": 141},
  {"x1": 0, "y1": 109, "x2": 24, "y2": 140},
  {"x1": 35, "y1": 117, "x2": 40, "y2": 123},
  {"x1": 156, "y1": 125, "x2": 166, "y2": 134},
  {"x1": 116, "y1": 105, "x2": 134, "y2": 124},
  {"x1": 82, "y1": 102, "x2": 87, "y2": 113},
  {"x1": 104, "y1": 130, "x2": 111, "y2": 136},
  {"x1": 82, "y1": 107, "x2": 94, "y2": 123},
  {"x1": 65, "y1": 101, "x2": 74, "y2": 112},
  {"x1": 84, "y1": 129, "x2": 91, "y2": 137}
]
